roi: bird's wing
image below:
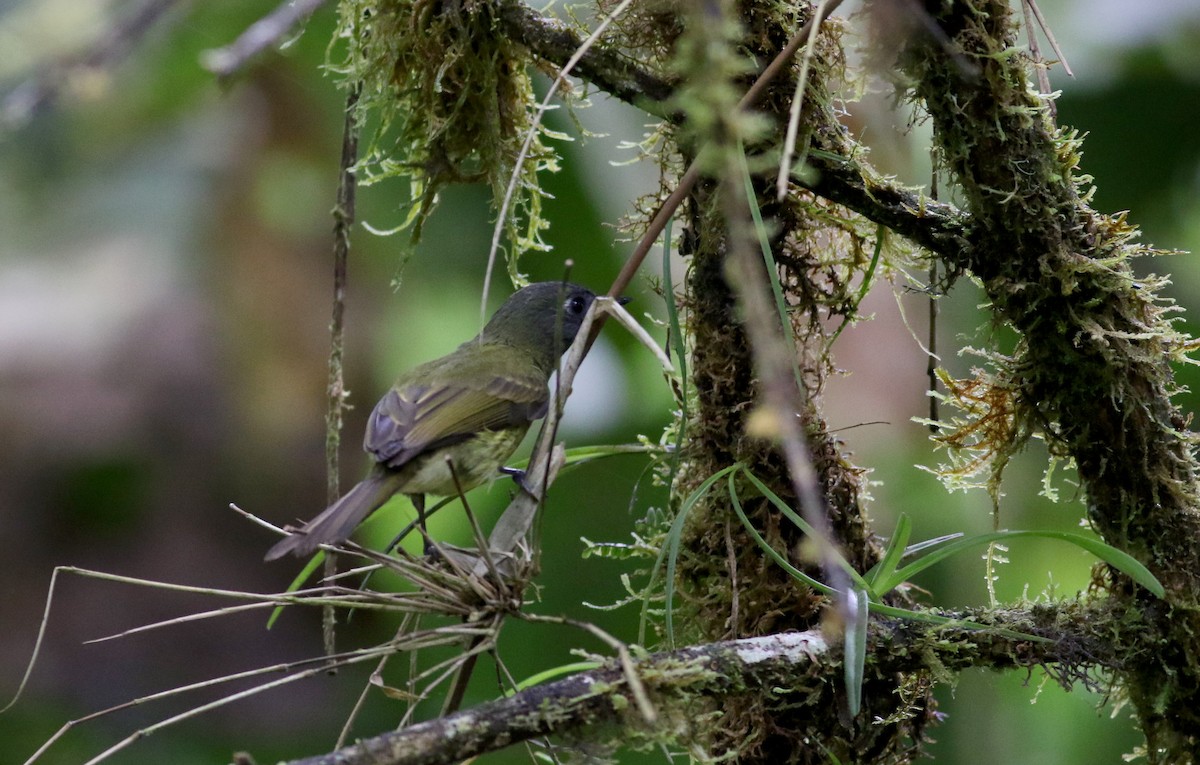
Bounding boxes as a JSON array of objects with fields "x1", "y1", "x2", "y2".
[{"x1": 364, "y1": 353, "x2": 548, "y2": 469}]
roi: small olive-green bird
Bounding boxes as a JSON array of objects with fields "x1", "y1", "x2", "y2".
[{"x1": 265, "y1": 281, "x2": 598, "y2": 561}]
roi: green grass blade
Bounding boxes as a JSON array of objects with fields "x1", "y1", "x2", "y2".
[
  {"x1": 658, "y1": 464, "x2": 743, "y2": 647},
  {"x1": 880, "y1": 529, "x2": 1164, "y2": 598},
  {"x1": 737, "y1": 142, "x2": 803, "y2": 392},
  {"x1": 864, "y1": 513, "x2": 912, "y2": 596},
  {"x1": 728, "y1": 472, "x2": 833, "y2": 595},
  {"x1": 662, "y1": 216, "x2": 689, "y2": 487},
  {"x1": 507, "y1": 443, "x2": 663, "y2": 472},
  {"x1": 844, "y1": 587, "x2": 869, "y2": 716},
  {"x1": 507, "y1": 662, "x2": 602, "y2": 695},
  {"x1": 740, "y1": 468, "x2": 872, "y2": 592},
  {"x1": 730, "y1": 473, "x2": 1047, "y2": 642},
  {"x1": 266, "y1": 551, "x2": 324, "y2": 629},
  {"x1": 902, "y1": 532, "x2": 964, "y2": 558},
  {"x1": 825, "y1": 223, "x2": 884, "y2": 351}
]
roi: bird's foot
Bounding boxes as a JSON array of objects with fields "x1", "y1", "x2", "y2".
[{"x1": 499, "y1": 465, "x2": 538, "y2": 497}]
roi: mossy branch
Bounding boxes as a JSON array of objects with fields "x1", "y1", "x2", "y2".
[
  {"x1": 494, "y1": 0, "x2": 972, "y2": 260},
  {"x1": 888, "y1": 1, "x2": 1200, "y2": 757},
  {"x1": 280, "y1": 606, "x2": 1111, "y2": 765}
]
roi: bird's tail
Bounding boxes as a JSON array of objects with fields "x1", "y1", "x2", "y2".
[{"x1": 264, "y1": 471, "x2": 401, "y2": 560}]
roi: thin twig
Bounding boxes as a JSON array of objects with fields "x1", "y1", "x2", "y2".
[
  {"x1": 1020, "y1": 0, "x2": 1053, "y2": 116},
  {"x1": 776, "y1": 0, "x2": 844, "y2": 200},
  {"x1": 606, "y1": 1, "x2": 846, "y2": 306},
  {"x1": 1, "y1": 0, "x2": 187, "y2": 129},
  {"x1": 723, "y1": 519, "x2": 740, "y2": 637},
  {"x1": 337, "y1": 617, "x2": 413, "y2": 749},
  {"x1": 25, "y1": 643, "x2": 401, "y2": 765},
  {"x1": 520, "y1": 614, "x2": 658, "y2": 725},
  {"x1": 321, "y1": 83, "x2": 362, "y2": 661},
  {"x1": 482, "y1": 0, "x2": 637, "y2": 316},
  {"x1": 721, "y1": 165, "x2": 855, "y2": 627},
  {"x1": 201, "y1": 0, "x2": 329, "y2": 80},
  {"x1": 1024, "y1": 0, "x2": 1074, "y2": 77}
]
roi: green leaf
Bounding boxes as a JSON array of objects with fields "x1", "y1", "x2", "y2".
[
  {"x1": 728, "y1": 471, "x2": 833, "y2": 595},
  {"x1": 737, "y1": 142, "x2": 804, "y2": 392},
  {"x1": 864, "y1": 513, "x2": 912, "y2": 598},
  {"x1": 825, "y1": 223, "x2": 884, "y2": 351},
  {"x1": 901, "y1": 532, "x2": 965, "y2": 558},
  {"x1": 730, "y1": 473, "x2": 1047, "y2": 642},
  {"x1": 843, "y1": 587, "x2": 869, "y2": 717},
  {"x1": 740, "y1": 468, "x2": 873, "y2": 592},
  {"x1": 266, "y1": 551, "x2": 324, "y2": 629},
  {"x1": 879, "y1": 529, "x2": 1164, "y2": 598},
  {"x1": 507, "y1": 662, "x2": 602, "y2": 695},
  {"x1": 654, "y1": 464, "x2": 743, "y2": 647},
  {"x1": 507, "y1": 443, "x2": 662, "y2": 472}
]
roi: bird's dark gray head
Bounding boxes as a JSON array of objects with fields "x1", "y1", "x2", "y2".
[{"x1": 482, "y1": 282, "x2": 597, "y2": 358}]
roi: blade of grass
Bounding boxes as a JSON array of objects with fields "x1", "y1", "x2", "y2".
[
  {"x1": 728, "y1": 471, "x2": 833, "y2": 595},
  {"x1": 825, "y1": 223, "x2": 884, "y2": 351},
  {"x1": 737, "y1": 141, "x2": 803, "y2": 392},
  {"x1": 879, "y1": 529, "x2": 1164, "y2": 598},
  {"x1": 506, "y1": 662, "x2": 603, "y2": 695},
  {"x1": 740, "y1": 468, "x2": 872, "y2": 592},
  {"x1": 901, "y1": 532, "x2": 964, "y2": 558},
  {"x1": 653, "y1": 464, "x2": 742, "y2": 647},
  {"x1": 843, "y1": 587, "x2": 869, "y2": 716},
  {"x1": 267, "y1": 551, "x2": 325, "y2": 628},
  {"x1": 730, "y1": 476, "x2": 1046, "y2": 641},
  {"x1": 662, "y1": 216, "x2": 689, "y2": 487},
  {"x1": 863, "y1": 513, "x2": 912, "y2": 597}
]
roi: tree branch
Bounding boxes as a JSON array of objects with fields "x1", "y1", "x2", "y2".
[
  {"x1": 1, "y1": 0, "x2": 187, "y2": 129},
  {"x1": 280, "y1": 605, "x2": 1110, "y2": 765},
  {"x1": 201, "y1": 0, "x2": 329, "y2": 81},
  {"x1": 494, "y1": 0, "x2": 972, "y2": 261},
  {"x1": 494, "y1": 0, "x2": 675, "y2": 115}
]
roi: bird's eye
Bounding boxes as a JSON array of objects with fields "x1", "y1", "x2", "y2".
[{"x1": 565, "y1": 295, "x2": 587, "y2": 315}]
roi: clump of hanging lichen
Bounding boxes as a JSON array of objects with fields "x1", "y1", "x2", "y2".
[{"x1": 331, "y1": 0, "x2": 556, "y2": 270}]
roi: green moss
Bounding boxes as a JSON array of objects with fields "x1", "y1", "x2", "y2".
[{"x1": 332, "y1": 0, "x2": 557, "y2": 275}]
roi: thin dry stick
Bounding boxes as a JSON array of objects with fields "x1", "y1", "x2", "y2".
[
  {"x1": 448, "y1": 460, "x2": 506, "y2": 589},
  {"x1": 775, "y1": 0, "x2": 843, "y2": 200},
  {"x1": 1020, "y1": 0, "x2": 1053, "y2": 115},
  {"x1": 606, "y1": 0, "x2": 847, "y2": 305},
  {"x1": 336, "y1": 616, "x2": 414, "y2": 749},
  {"x1": 201, "y1": 0, "x2": 329, "y2": 79},
  {"x1": 84, "y1": 600, "x2": 294, "y2": 644},
  {"x1": 1023, "y1": 0, "x2": 1074, "y2": 77},
  {"x1": 229, "y1": 501, "x2": 285, "y2": 534},
  {"x1": 322, "y1": 84, "x2": 362, "y2": 659},
  {"x1": 439, "y1": 461, "x2": 511, "y2": 716},
  {"x1": 1, "y1": 565, "x2": 379, "y2": 719},
  {"x1": 928, "y1": 168, "x2": 940, "y2": 431},
  {"x1": 24, "y1": 642, "x2": 401, "y2": 765},
  {"x1": 519, "y1": 613, "x2": 658, "y2": 725},
  {"x1": 489, "y1": 657, "x2": 567, "y2": 765},
  {"x1": 482, "y1": 0, "x2": 638, "y2": 316},
  {"x1": 71, "y1": 649, "x2": 398, "y2": 765},
  {"x1": 721, "y1": 167, "x2": 854, "y2": 622},
  {"x1": 723, "y1": 519, "x2": 740, "y2": 637}
]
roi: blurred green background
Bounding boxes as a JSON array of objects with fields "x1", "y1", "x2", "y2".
[{"x1": 0, "y1": 1, "x2": 1196, "y2": 763}]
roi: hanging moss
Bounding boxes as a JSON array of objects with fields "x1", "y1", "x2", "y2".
[{"x1": 332, "y1": 0, "x2": 557, "y2": 269}]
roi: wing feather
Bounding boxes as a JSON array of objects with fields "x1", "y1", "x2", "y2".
[{"x1": 363, "y1": 344, "x2": 549, "y2": 470}]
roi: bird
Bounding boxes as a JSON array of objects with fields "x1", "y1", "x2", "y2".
[{"x1": 265, "y1": 281, "x2": 598, "y2": 561}]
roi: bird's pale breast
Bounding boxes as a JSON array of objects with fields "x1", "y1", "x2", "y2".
[{"x1": 392, "y1": 425, "x2": 529, "y2": 496}]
